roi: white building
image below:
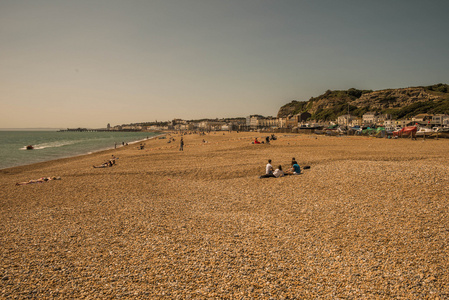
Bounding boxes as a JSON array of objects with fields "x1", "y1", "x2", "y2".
[
  {"x1": 431, "y1": 114, "x2": 449, "y2": 126},
  {"x1": 362, "y1": 112, "x2": 377, "y2": 124},
  {"x1": 375, "y1": 114, "x2": 392, "y2": 125},
  {"x1": 199, "y1": 121, "x2": 226, "y2": 131},
  {"x1": 412, "y1": 114, "x2": 433, "y2": 123},
  {"x1": 277, "y1": 117, "x2": 287, "y2": 128},
  {"x1": 396, "y1": 119, "x2": 412, "y2": 127},
  {"x1": 246, "y1": 115, "x2": 264, "y2": 128},
  {"x1": 349, "y1": 118, "x2": 363, "y2": 127},
  {"x1": 337, "y1": 114, "x2": 357, "y2": 126},
  {"x1": 258, "y1": 117, "x2": 278, "y2": 128},
  {"x1": 383, "y1": 119, "x2": 396, "y2": 129}
]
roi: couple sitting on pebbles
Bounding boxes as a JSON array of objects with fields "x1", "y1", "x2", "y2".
[{"x1": 259, "y1": 158, "x2": 303, "y2": 178}]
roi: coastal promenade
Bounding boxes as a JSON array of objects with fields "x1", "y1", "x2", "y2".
[{"x1": 1, "y1": 132, "x2": 448, "y2": 298}]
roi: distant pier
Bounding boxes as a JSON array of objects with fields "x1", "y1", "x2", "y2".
[{"x1": 58, "y1": 128, "x2": 142, "y2": 132}]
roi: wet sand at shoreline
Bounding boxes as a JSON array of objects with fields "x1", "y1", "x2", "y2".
[{"x1": 1, "y1": 132, "x2": 449, "y2": 298}]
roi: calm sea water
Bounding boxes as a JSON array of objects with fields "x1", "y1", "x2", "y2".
[{"x1": 0, "y1": 130, "x2": 159, "y2": 170}]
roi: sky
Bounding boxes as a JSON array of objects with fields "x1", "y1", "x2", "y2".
[{"x1": 1, "y1": 0, "x2": 449, "y2": 129}]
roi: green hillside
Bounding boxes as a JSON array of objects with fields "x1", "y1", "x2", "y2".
[{"x1": 277, "y1": 84, "x2": 449, "y2": 121}]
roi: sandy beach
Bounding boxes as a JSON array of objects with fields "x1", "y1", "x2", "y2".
[{"x1": 1, "y1": 132, "x2": 449, "y2": 299}]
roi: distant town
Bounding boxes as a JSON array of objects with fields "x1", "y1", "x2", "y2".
[{"x1": 62, "y1": 111, "x2": 449, "y2": 134}]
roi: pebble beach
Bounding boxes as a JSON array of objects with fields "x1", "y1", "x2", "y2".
[{"x1": 1, "y1": 132, "x2": 449, "y2": 299}]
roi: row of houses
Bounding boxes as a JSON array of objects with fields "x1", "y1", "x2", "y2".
[
  {"x1": 249, "y1": 112, "x2": 449, "y2": 129},
  {"x1": 337, "y1": 113, "x2": 449, "y2": 128},
  {"x1": 107, "y1": 112, "x2": 449, "y2": 132},
  {"x1": 108, "y1": 119, "x2": 248, "y2": 131}
]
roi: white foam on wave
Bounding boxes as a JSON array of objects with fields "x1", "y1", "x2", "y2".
[{"x1": 20, "y1": 140, "x2": 77, "y2": 150}]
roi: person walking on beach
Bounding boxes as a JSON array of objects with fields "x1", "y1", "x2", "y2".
[{"x1": 179, "y1": 138, "x2": 184, "y2": 151}]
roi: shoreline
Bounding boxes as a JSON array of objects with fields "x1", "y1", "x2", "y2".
[{"x1": 0, "y1": 131, "x2": 165, "y2": 172}]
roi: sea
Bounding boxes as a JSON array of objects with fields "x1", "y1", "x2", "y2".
[{"x1": 0, "y1": 130, "x2": 160, "y2": 170}]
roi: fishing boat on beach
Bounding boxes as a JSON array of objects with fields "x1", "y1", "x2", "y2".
[
  {"x1": 432, "y1": 127, "x2": 449, "y2": 138},
  {"x1": 393, "y1": 126, "x2": 418, "y2": 138},
  {"x1": 416, "y1": 127, "x2": 435, "y2": 137}
]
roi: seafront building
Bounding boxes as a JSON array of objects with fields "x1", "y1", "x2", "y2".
[{"x1": 103, "y1": 111, "x2": 449, "y2": 133}]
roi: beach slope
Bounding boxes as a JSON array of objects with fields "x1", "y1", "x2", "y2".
[{"x1": 1, "y1": 132, "x2": 449, "y2": 298}]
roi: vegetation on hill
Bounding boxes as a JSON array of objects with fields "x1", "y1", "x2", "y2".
[
  {"x1": 277, "y1": 84, "x2": 449, "y2": 121},
  {"x1": 384, "y1": 99, "x2": 449, "y2": 120}
]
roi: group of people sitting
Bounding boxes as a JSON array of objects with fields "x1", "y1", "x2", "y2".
[
  {"x1": 93, "y1": 155, "x2": 117, "y2": 168},
  {"x1": 253, "y1": 135, "x2": 277, "y2": 145},
  {"x1": 259, "y1": 158, "x2": 302, "y2": 178}
]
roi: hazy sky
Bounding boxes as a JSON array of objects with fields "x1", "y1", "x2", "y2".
[{"x1": 1, "y1": 0, "x2": 448, "y2": 128}]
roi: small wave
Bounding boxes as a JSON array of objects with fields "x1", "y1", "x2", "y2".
[{"x1": 20, "y1": 140, "x2": 77, "y2": 150}]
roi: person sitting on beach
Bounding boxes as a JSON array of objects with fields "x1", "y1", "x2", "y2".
[
  {"x1": 254, "y1": 138, "x2": 261, "y2": 144},
  {"x1": 273, "y1": 165, "x2": 284, "y2": 178},
  {"x1": 265, "y1": 136, "x2": 270, "y2": 144},
  {"x1": 286, "y1": 160, "x2": 301, "y2": 175},
  {"x1": 259, "y1": 159, "x2": 276, "y2": 178},
  {"x1": 16, "y1": 176, "x2": 61, "y2": 185}
]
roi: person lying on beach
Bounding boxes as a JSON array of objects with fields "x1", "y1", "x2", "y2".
[
  {"x1": 16, "y1": 176, "x2": 61, "y2": 185},
  {"x1": 93, "y1": 156, "x2": 118, "y2": 168},
  {"x1": 93, "y1": 161, "x2": 113, "y2": 168}
]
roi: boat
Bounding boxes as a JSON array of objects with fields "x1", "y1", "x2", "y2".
[
  {"x1": 433, "y1": 127, "x2": 449, "y2": 133},
  {"x1": 26, "y1": 145, "x2": 34, "y2": 150},
  {"x1": 416, "y1": 127, "x2": 435, "y2": 137},
  {"x1": 385, "y1": 126, "x2": 401, "y2": 135},
  {"x1": 393, "y1": 126, "x2": 418, "y2": 138},
  {"x1": 432, "y1": 127, "x2": 449, "y2": 138}
]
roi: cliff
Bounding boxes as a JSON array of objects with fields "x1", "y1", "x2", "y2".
[{"x1": 278, "y1": 84, "x2": 449, "y2": 121}]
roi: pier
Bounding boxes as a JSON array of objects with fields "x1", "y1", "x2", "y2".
[{"x1": 58, "y1": 128, "x2": 142, "y2": 132}]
